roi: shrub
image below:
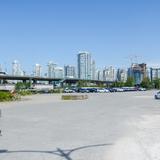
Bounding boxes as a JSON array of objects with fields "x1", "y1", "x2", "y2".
[
  {"x1": 17, "y1": 90, "x2": 32, "y2": 96},
  {"x1": 0, "y1": 91, "x2": 15, "y2": 102},
  {"x1": 51, "y1": 89, "x2": 63, "y2": 93}
]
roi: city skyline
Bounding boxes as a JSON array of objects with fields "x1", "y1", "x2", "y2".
[
  {"x1": 1, "y1": 55, "x2": 160, "y2": 85},
  {"x1": 0, "y1": 49, "x2": 153, "y2": 74},
  {"x1": 0, "y1": 54, "x2": 160, "y2": 76}
]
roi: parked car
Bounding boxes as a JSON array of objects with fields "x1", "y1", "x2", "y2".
[
  {"x1": 155, "y1": 91, "x2": 160, "y2": 99},
  {"x1": 64, "y1": 88, "x2": 75, "y2": 93},
  {"x1": 87, "y1": 88, "x2": 97, "y2": 93},
  {"x1": 104, "y1": 88, "x2": 110, "y2": 93},
  {"x1": 138, "y1": 87, "x2": 146, "y2": 91},
  {"x1": 122, "y1": 87, "x2": 137, "y2": 92},
  {"x1": 113, "y1": 88, "x2": 124, "y2": 92},
  {"x1": 78, "y1": 88, "x2": 90, "y2": 93},
  {"x1": 97, "y1": 88, "x2": 105, "y2": 93},
  {"x1": 108, "y1": 88, "x2": 117, "y2": 92},
  {"x1": 97, "y1": 88, "x2": 110, "y2": 93}
]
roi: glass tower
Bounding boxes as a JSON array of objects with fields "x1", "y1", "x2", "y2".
[{"x1": 77, "y1": 52, "x2": 92, "y2": 80}]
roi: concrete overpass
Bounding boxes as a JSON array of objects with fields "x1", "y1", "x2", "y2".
[
  {"x1": 0, "y1": 74, "x2": 115, "y2": 86},
  {"x1": 0, "y1": 75, "x2": 62, "y2": 84}
]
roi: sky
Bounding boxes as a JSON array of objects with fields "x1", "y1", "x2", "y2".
[{"x1": 0, "y1": 0, "x2": 160, "y2": 74}]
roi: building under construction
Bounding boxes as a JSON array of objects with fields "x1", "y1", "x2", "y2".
[{"x1": 128, "y1": 63, "x2": 147, "y2": 85}]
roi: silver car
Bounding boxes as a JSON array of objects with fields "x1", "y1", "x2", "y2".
[{"x1": 155, "y1": 91, "x2": 160, "y2": 99}]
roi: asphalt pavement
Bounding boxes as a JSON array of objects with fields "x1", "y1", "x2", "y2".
[{"x1": 0, "y1": 90, "x2": 160, "y2": 160}]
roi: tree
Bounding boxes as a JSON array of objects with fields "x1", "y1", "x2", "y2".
[
  {"x1": 77, "y1": 80, "x2": 87, "y2": 87},
  {"x1": 125, "y1": 77, "x2": 135, "y2": 87},
  {"x1": 98, "y1": 82, "x2": 105, "y2": 88},
  {"x1": 15, "y1": 82, "x2": 31, "y2": 91},
  {"x1": 153, "y1": 79, "x2": 160, "y2": 89},
  {"x1": 141, "y1": 77, "x2": 151, "y2": 89},
  {"x1": 111, "y1": 81, "x2": 125, "y2": 87}
]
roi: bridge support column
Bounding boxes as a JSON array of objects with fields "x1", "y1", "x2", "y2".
[
  {"x1": 29, "y1": 78, "x2": 32, "y2": 85},
  {"x1": 23, "y1": 80, "x2": 27, "y2": 83},
  {"x1": 49, "y1": 80, "x2": 53, "y2": 84},
  {"x1": 60, "y1": 81, "x2": 64, "y2": 88},
  {"x1": 52, "y1": 81, "x2": 57, "y2": 87},
  {"x1": 0, "y1": 79, "x2": 3, "y2": 84},
  {"x1": 33, "y1": 80, "x2": 37, "y2": 84}
]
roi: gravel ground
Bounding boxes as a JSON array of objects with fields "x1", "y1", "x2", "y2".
[{"x1": 0, "y1": 90, "x2": 160, "y2": 160}]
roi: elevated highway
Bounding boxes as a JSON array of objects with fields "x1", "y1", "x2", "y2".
[{"x1": 0, "y1": 74, "x2": 115, "y2": 85}]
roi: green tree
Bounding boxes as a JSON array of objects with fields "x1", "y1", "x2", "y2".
[
  {"x1": 15, "y1": 82, "x2": 31, "y2": 91},
  {"x1": 77, "y1": 80, "x2": 87, "y2": 87},
  {"x1": 125, "y1": 77, "x2": 135, "y2": 87},
  {"x1": 112, "y1": 81, "x2": 125, "y2": 87},
  {"x1": 98, "y1": 82, "x2": 105, "y2": 88},
  {"x1": 141, "y1": 77, "x2": 151, "y2": 89},
  {"x1": 153, "y1": 79, "x2": 160, "y2": 89},
  {"x1": 25, "y1": 82, "x2": 31, "y2": 89}
]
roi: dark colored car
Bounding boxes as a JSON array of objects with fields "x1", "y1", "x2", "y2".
[
  {"x1": 78, "y1": 88, "x2": 90, "y2": 93},
  {"x1": 108, "y1": 88, "x2": 117, "y2": 92}
]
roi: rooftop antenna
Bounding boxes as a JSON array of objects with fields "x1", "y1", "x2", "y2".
[
  {"x1": 124, "y1": 55, "x2": 134, "y2": 67},
  {"x1": 129, "y1": 54, "x2": 140, "y2": 64},
  {"x1": 134, "y1": 55, "x2": 139, "y2": 64}
]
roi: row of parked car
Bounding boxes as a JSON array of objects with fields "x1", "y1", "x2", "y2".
[{"x1": 64, "y1": 87, "x2": 146, "y2": 93}]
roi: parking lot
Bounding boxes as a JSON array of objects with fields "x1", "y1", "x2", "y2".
[{"x1": 0, "y1": 90, "x2": 160, "y2": 160}]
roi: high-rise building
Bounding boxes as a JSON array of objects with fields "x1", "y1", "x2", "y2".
[
  {"x1": 0, "y1": 64, "x2": 2, "y2": 72},
  {"x1": 48, "y1": 61, "x2": 57, "y2": 78},
  {"x1": 12, "y1": 60, "x2": 23, "y2": 76},
  {"x1": 91, "y1": 60, "x2": 96, "y2": 80},
  {"x1": 54, "y1": 67, "x2": 64, "y2": 78},
  {"x1": 64, "y1": 65, "x2": 76, "y2": 78},
  {"x1": 150, "y1": 68, "x2": 160, "y2": 81},
  {"x1": 128, "y1": 63, "x2": 147, "y2": 85},
  {"x1": 139, "y1": 63, "x2": 147, "y2": 78},
  {"x1": 103, "y1": 66, "x2": 115, "y2": 81},
  {"x1": 146, "y1": 67, "x2": 150, "y2": 80},
  {"x1": 77, "y1": 51, "x2": 92, "y2": 80},
  {"x1": 34, "y1": 64, "x2": 42, "y2": 77},
  {"x1": 117, "y1": 69, "x2": 127, "y2": 82},
  {"x1": 96, "y1": 70, "x2": 103, "y2": 81}
]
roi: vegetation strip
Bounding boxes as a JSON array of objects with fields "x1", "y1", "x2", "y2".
[{"x1": 62, "y1": 95, "x2": 88, "y2": 100}]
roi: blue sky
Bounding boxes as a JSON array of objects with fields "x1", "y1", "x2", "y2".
[{"x1": 0, "y1": 0, "x2": 160, "y2": 74}]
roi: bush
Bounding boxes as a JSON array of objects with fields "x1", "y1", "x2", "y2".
[
  {"x1": 51, "y1": 89, "x2": 63, "y2": 93},
  {"x1": 15, "y1": 82, "x2": 31, "y2": 90},
  {"x1": 17, "y1": 90, "x2": 32, "y2": 96},
  {"x1": 0, "y1": 91, "x2": 15, "y2": 102}
]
